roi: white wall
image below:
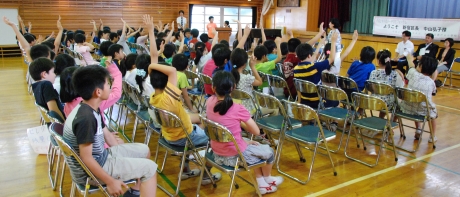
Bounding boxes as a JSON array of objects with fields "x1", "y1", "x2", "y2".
[{"x1": 0, "y1": 8, "x2": 19, "y2": 45}]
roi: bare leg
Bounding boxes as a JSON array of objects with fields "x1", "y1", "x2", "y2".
[
  {"x1": 188, "y1": 112, "x2": 204, "y2": 128},
  {"x1": 140, "y1": 173, "x2": 157, "y2": 196},
  {"x1": 254, "y1": 167, "x2": 263, "y2": 178},
  {"x1": 431, "y1": 69, "x2": 439, "y2": 81},
  {"x1": 261, "y1": 163, "x2": 273, "y2": 177},
  {"x1": 431, "y1": 119, "x2": 436, "y2": 136}
]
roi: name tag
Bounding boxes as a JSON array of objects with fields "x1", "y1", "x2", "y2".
[{"x1": 425, "y1": 50, "x2": 430, "y2": 54}]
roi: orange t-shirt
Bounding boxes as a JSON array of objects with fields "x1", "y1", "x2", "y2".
[{"x1": 207, "y1": 23, "x2": 217, "y2": 38}]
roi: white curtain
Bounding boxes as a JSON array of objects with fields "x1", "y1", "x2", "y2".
[{"x1": 259, "y1": 0, "x2": 273, "y2": 28}]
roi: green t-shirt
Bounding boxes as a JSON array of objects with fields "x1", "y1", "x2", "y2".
[
  {"x1": 255, "y1": 60, "x2": 276, "y2": 88},
  {"x1": 177, "y1": 71, "x2": 190, "y2": 89}
]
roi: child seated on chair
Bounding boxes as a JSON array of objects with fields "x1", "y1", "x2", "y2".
[
  {"x1": 74, "y1": 33, "x2": 98, "y2": 66},
  {"x1": 254, "y1": 37, "x2": 282, "y2": 89},
  {"x1": 293, "y1": 32, "x2": 338, "y2": 109},
  {"x1": 346, "y1": 46, "x2": 376, "y2": 91},
  {"x1": 399, "y1": 54, "x2": 438, "y2": 142},
  {"x1": 29, "y1": 57, "x2": 66, "y2": 121},
  {"x1": 171, "y1": 53, "x2": 198, "y2": 112},
  {"x1": 144, "y1": 15, "x2": 222, "y2": 185},
  {"x1": 206, "y1": 71, "x2": 283, "y2": 194},
  {"x1": 63, "y1": 65, "x2": 158, "y2": 197}
]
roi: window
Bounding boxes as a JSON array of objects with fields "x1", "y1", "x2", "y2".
[{"x1": 191, "y1": 6, "x2": 253, "y2": 46}]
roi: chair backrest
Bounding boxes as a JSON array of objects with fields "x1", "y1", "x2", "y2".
[
  {"x1": 257, "y1": 71, "x2": 269, "y2": 84},
  {"x1": 253, "y1": 90, "x2": 288, "y2": 118},
  {"x1": 184, "y1": 70, "x2": 201, "y2": 88},
  {"x1": 199, "y1": 115, "x2": 250, "y2": 168},
  {"x1": 321, "y1": 72, "x2": 337, "y2": 86},
  {"x1": 35, "y1": 102, "x2": 51, "y2": 124},
  {"x1": 282, "y1": 99, "x2": 319, "y2": 121},
  {"x1": 317, "y1": 85, "x2": 349, "y2": 103},
  {"x1": 293, "y1": 78, "x2": 318, "y2": 94},
  {"x1": 337, "y1": 76, "x2": 358, "y2": 90},
  {"x1": 50, "y1": 125, "x2": 109, "y2": 195},
  {"x1": 351, "y1": 92, "x2": 388, "y2": 112},
  {"x1": 232, "y1": 89, "x2": 261, "y2": 118},
  {"x1": 394, "y1": 87, "x2": 428, "y2": 104},
  {"x1": 365, "y1": 80, "x2": 395, "y2": 96},
  {"x1": 47, "y1": 110, "x2": 65, "y2": 124},
  {"x1": 242, "y1": 69, "x2": 252, "y2": 75},
  {"x1": 74, "y1": 52, "x2": 88, "y2": 66},
  {"x1": 199, "y1": 73, "x2": 212, "y2": 85},
  {"x1": 49, "y1": 122, "x2": 64, "y2": 137},
  {"x1": 124, "y1": 81, "x2": 141, "y2": 106},
  {"x1": 449, "y1": 57, "x2": 460, "y2": 72},
  {"x1": 153, "y1": 106, "x2": 199, "y2": 148},
  {"x1": 275, "y1": 63, "x2": 285, "y2": 79}
]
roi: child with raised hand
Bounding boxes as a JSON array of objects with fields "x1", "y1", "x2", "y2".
[
  {"x1": 369, "y1": 49, "x2": 405, "y2": 117},
  {"x1": 399, "y1": 54, "x2": 438, "y2": 142},
  {"x1": 254, "y1": 37, "x2": 282, "y2": 88},
  {"x1": 145, "y1": 14, "x2": 222, "y2": 184},
  {"x1": 206, "y1": 71, "x2": 283, "y2": 194}
]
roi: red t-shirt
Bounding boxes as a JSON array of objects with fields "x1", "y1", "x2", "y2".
[
  {"x1": 205, "y1": 42, "x2": 211, "y2": 52},
  {"x1": 283, "y1": 53, "x2": 301, "y2": 98},
  {"x1": 202, "y1": 59, "x2": 217, "y2": 95},
  {"x1": 189, "y1": 38, "x2": 199, "y2": 59}
]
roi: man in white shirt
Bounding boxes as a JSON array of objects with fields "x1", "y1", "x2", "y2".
[
  {"x1": 393, "y1": 30, "x2": 414, "y2": 76},
  {"x1": 177, "y1": 10, "x2": 187, "y2": 31}
]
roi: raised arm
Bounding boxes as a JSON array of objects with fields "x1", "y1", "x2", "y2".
[
  {"x1": 312, "y1": 36, "x2": 326, "y2": 62},
  {"x1": 211, "y1": 28, "x2": 218, "y2": 50},
  {"x1": 261, "y1": 26, "x2": 266, "y2": 43},
  {"x1": 164, "y1": 21, "x2": 174, "y2": 44},
  {"x1": 307, "y1": 22, "x2": 325, "y2": 46},
  {"x1": 177, "y1": 31, "x2": 186, "y2": 54},
  {"x1": 119, "y1": 18, "x2": 127, "y2": 42},
  {"x1": 4, "y1": 16, "x2": 31, "y2": 62},
  {"x1": 273, "y1": 37, "x2": 282, "y2": 63},
  {"x1": 233, "y1": 19, "x2": 242, "y2": 41},
  {"x1": 236, "y1": 24, "x2": 251, "y2": 49},
  {"x1": 340, "y1": 30, "x2": 358, "y2": 62},
  {"x1": 249, "y1": 56, "x2": 262, "y2": 86},
  {"x1": 127, "y1": 26, "x2": 141, "y2": 39},
  {"x1": 28, "y1": 21, "x2": 32, "y2": 33},
  {"x1": 99, "y1": 19, "x2": 103, "y2": 31},
  {"x1": 148, "y1": 63, "x2": 177, "y2": 86},
  {"x1": 327, "y1": 32, "x2": 338, "y2": 64},
  {"x1": 17, "y1": 15, "x2": 26, "y2": 34},
  {"x1": 143, "y1": 14, "x2": 158, "y2": 64}
]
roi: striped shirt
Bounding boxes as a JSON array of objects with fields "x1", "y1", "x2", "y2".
[
  {"x1": 63, "y1": 103, "x2": 108, "y2": 185},
  {"x1": 149, "y1": 82, "x2": 193, "y2": 141},
  {"x1": 293, "y1": 60, "x2": 330, "y2": 108}
]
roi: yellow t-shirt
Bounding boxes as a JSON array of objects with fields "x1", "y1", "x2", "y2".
[{"x1": 150, "y1": 82, "x2": 193, "y2": 141}]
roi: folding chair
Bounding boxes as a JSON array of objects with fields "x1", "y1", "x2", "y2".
[
  {"x1": 275, "y1": 63, "x2": 285, "y2": 78},
  {"x1": 293, "y1": 78, "x2": 319, "y2": 110},
  {"x1": 253, "y1": 91, "x2": 302, "y2": 153},
  {"x1": 267, "y1": 73, "x2": 293, "y2": 101},
  {"x1": 151, "y1": 106, "x2": 215, "y2": 196},
  {"x1": 49, "y1": 122, "x2": 66, "y2": 197},
  {"x1": 74, "y1": 51, "x2": 88, "y2": 66},
  {"x1": 337, "y1": 76, "x2": 359, "y2": 107},
  {"x1": 344, "y1": 92, "x2": 398, "y2": 167},
  {"x1": 232, "y1": 89, "x2": 261, "y2": 120},
  {"x1": 364, "y1": 80, "x2": 396, "y2": 123},
  {"x1": 256, "y1": 71, "x2": 269, "y2": 92},
  {"x1": 317, "y1": 85, "x2": 356, "y2": 153},
  {"x1": 393, "y1": 87, "x2": 436, "y2": 151},
  {"x1": 321, "y1": 72, "x2": 338, "y2": 87},
  {"x1": 49, "y1": 123, "x2": 136, "y2": 197},
  {"x1": 442, "y1": 57, "x2": 460, "y2": 88},
  {"x1": 198, "y1": 73, "x2": 213, "y2": 109},
  {"x1": 120, "y1": 81, "x2": 143, "y2": 142},
  {"x1": 46, "y1": 111, "x2": 65, "y2": 193},
  {"x1": 276, "y1": 100, "x2": 337, "y2": 184},
  {"x1": 35, "y1": 102, "x2": 50, "y2": 125},
  {"x1": 197, "y1": 115, "x2": 267, "y2": 197},
  {"x1": 184, "y1": 70, "x2": 205, "y2": 112},
  {"x1": 127, "y1": 82, "x2": 151, "y2": 143}
]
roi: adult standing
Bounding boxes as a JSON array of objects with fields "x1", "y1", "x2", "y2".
[
  {"x1": 326, "y1": 18, "x2": 342, "y2": 74},
  {"x1": 177, "y1": 10, "x2": 187, "y2": 31}
]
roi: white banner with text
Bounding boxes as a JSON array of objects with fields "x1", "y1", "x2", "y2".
[{"x1": 373, "y1": 16, "x2": 460, "y2": 40}]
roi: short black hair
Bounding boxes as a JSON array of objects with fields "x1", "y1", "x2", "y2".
[
  {"x1": 280, "y1": 42, "x2": 288, "y2": 56},
  {"x1": 445, "y1": 38, "x2": 454, "y2": 47},
  {"x1": 155, "y1": 38, "x2": 165, "y2": 50},
  {"x1": 54, "y1": 53, "x2": 75, "y2": 75},
  {"x1": 225, "y1": 21, "x2": 229, "y2": 26},
  {"x1": 220, "y1": 40, "x2": 229, "y2": 48},
  {"x1": 254, "y1": 45, "x2": 268, "y2": 60},
  {"x1": 191, "y1": 29, "x2": 199, "y2": 38},
  {"x1": 150, "y1": 69, "x2": 168, "y2": 90},
  {"x1": 120, "y1": 53, "x2": 138, "y2": 77},
  {"x1": 175, "y1": 31, "x2": 181, "y2": 40},
  {"x1": 212, "y1": 44, "x2": 231, "y2": 66},
  {"x1": 179, "y1": 10, "x2": 184, "y2": 14},
  {"x1": 402, "y1": 31, "x2": 411, "y2": 38},
  {"x1": 157, "y1": 32, "x2": 166, "y2": 39},
  {"x1": 419, "y1": 56, "x2": 437, "y2": 76},
  {"x1": 172, "y1": 53, "x2": 189, "y2": 71},
  {"x1": 263, "y1": 40, "x2": 277, "y2": 54},
  {"x1": 103, "y1": 29, "x2": 111, "y2": 35},
  {"x1": 75, "y1": 29, "x2": 85, "y2": 35},
  {"x1": 41, "y1": 41, "x2": 55, "y2": 50},
  {"x1": 29, "y1": 57, "x2": 55, "y2": 81},
  {"x1": 24, "y1": 34, "x2": 35, "y2": 44},
  {"x1": 74, "y1": 33, "x2": 85, "y2": 44},
  {"x1": 72, "y1": 65, "x2": 111, "y2": 100},
  {"x1": 359, "y1": 46, "x2": 376, "y2": 64},
  {"x1": 426, "y1": 33, "x2": 434, "y2": 39},
  {"x1": 30, "y1": 44, "x2": 51, "y2": 60},
  {"x1": 117, "y1": 29, "x2": 122, "y2": 36},
  {"x1": 110, "y1": 32, "x2": 119, "y2": 41},
  {"x1": 59, "y1": 66, "x2": 79, "y2": 103},
  {"x1": 209, "y1": 16, "x2": 214, "y2": 20},
  {"x1": 163, "y1": 44, "x2": 176, "y2": 58},
  {"x1": 108, "y1": 44, "x2": 124, "y2": 58},
  {"x1": 329, "y1": 18, "x2": 340, "y2": 28},
  {"x1": 184, "y1": 28, "x2": 191, "y2": 33},
  {"x1": 66, "y1": 31, "x2": 75, "y2": 42},
  {"x1": 295, "y1": 43, "x2": 314, "y2": 61},
  {"x1": 103, "y1": 26, "x2": 111, "y2": 31},
  {"x1": 99, "y1": 41, "x2": 113, "y2": 56},
  {"x1": 200, "y1": 33, "x2": 209, "y2": 43},
  {"x1": 287, "y1": 38, "x2": 301, "y2": 52}
]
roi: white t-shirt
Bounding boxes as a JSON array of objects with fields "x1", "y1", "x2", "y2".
[
  {"x1": 197, "y1": 52, "x2": 212, "y2": 73},
  {"x1": 53, "y1": 75, "x2": 61, "y2": 95},
  {"x1": 176, "y1": 17, "x2": 187, "y2": 29},
  {"x1": 396, "y1": 40, "x2": 414, "y2": 58}
]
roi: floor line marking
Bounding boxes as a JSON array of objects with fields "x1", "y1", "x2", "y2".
[
  {"x1": 306, "y1": 143, "x2": 460, "y2": 197},
  {"x1": 437, "y1": 104, "x2": 460, "y2": 112}
]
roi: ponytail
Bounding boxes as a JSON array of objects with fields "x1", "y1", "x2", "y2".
[
  {"x1": 231, "y1": 68, "x2": 240, "y2": 84},
  {"x1": 121, "y1": 53, "x2": 138, "y2": 77},
  {"x1": 194, "y1": 42, "x2": 206, "y2": 66},
  {"x1": 384, "y1": 58, "x2": 392, "y2": 76},
  {"x1": 229, "y1": 48, "x2": 247, "y2": 85},
  {"x1": 135, "y1": 69, "x2": 147, "y2": 94},
  {"x1": 212, "y1": 71, "x2": 236, "y2": 115},
  {"x1": 377, "y1": 49, "x2": 392, "y2": 75}
]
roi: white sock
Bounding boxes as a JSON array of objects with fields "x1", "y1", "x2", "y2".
[
  {"x1": 263, "y1": 176, "x2": 274, "y2": 184},
  {"x1": 256, "y1": 177, "x2": 269, "y2": 187}
]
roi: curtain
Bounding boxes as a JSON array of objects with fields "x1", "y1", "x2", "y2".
[
  {"x1": 188, "y1": 4, "x2": 193, "y2": 29},
  {"x1": 252, "y1": 7, "x2": 257, "y2": 28},
  {"x1": 343, "y1": 0, "x2": 389, "y2": 34},
  {"x1": 260, "y1": 0, "x2": 273, "y2": 28},
  {"x1": 318, "y1": 0, "x2": 350, "y2": 31},
  {"x1": 389, "y1": 0, "x2": 460, "y2": 18}
]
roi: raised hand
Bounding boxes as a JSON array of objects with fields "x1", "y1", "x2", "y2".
[
  {"x1": 232, "y1": 19, "x2": 240, "y2": 23},
  {"x1": 352, "y1": 30, "x2": 358, "y2": 41},
  {"x1": 28, "y1": 21, "x2": 32, "y2": 27},
  {"x1": 211, "y1": 27, "x2": 217, "y2": 37},
  {"x1": 331, "y1": 31, "x2": 338, "y2": 43},
  {"x1": 142, "y1": 14, "x2": 154, "y2": 32},
  {"x1": 319, "y1": 22, "x2": 325, "y2": 34},
  {"x1": 275, "y1": 37, "x2": 282, "y2": 45},
  {"x1": 57, "y1": 16, "x2": 63, "y2": 30},
  {"x1": 3, "y1": 16, "x2": 15, "y2": 26}
]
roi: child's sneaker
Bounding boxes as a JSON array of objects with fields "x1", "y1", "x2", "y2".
[
  {"x1": 414, "y1": 129, "x2": 422, "y2": 140},
  {"x1": 181, "y1": 169, "x2": 201, "y2": 180},
  {"x1": 428, "y1": 136, "x2": 437, "y2": 143},
  {"x1": 201, "y1": 172, "x2": 222, "y2": 185},
  {"x1": 259, "y1": 185, "x2": 277, "y2": 194},
  {"x1": 265, "y1": 176, "x2": 284, "y2": 187}
]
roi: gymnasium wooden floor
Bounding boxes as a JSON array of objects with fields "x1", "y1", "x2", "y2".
[{"x1": 1, "y1": 56, "x2": 460, "y2": 197}]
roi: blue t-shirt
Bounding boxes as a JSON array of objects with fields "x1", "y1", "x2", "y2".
[
  {"x1": 347, "y1": 61, "x2": 376, "y2": 91},
  {"x1": 212, "y1": 60, "x2": 233, "y2": 76},
  {"x1": 184, "y1": 36, "x2": 191, "y2": 57},
  {"x1": 267, "y1": 54, "x2": 277, "y2": 61}
]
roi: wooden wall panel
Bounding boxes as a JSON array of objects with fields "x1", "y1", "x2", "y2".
[
  {"x1": 264, "y1": 0, "x2": 308, "y2": 31},
  {"x1": 0, "y1": 0, "x2": 263, "y2": 37},
  {"x1": 306, "y1": 0, "x2": 320, "y2": 31}
]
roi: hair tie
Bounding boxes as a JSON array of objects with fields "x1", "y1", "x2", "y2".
[
  {"x1": 136, "y1": 69, "x2": 146, "y2": 77},
  {"x1": 233, "y1": 65, "x2": 237, "y2": 68},
  {"x1": 385, "y1": 57, "x2": 390, "y2": 63},
  {"x1": 224, "y1": 89, "x2": 232, "y2": 94},
  {"x1": 326, "y1": 50, "x2": 330, "y2": 55}
]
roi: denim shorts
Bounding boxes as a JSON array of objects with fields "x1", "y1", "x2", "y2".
[{"x1": 165, "y1": 124, "x2": 209, "y2": 147}]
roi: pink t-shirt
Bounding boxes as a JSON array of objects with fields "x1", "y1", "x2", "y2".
[
  {"x1": 206, "y1": 96, "x2": 251, "y2": 156},
  {"x1": 75, "y1": 45, "x2": 98, "y2": 66},
  {"x1": 202, "y1": 59, "x2": 217, "y2": 95}
]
